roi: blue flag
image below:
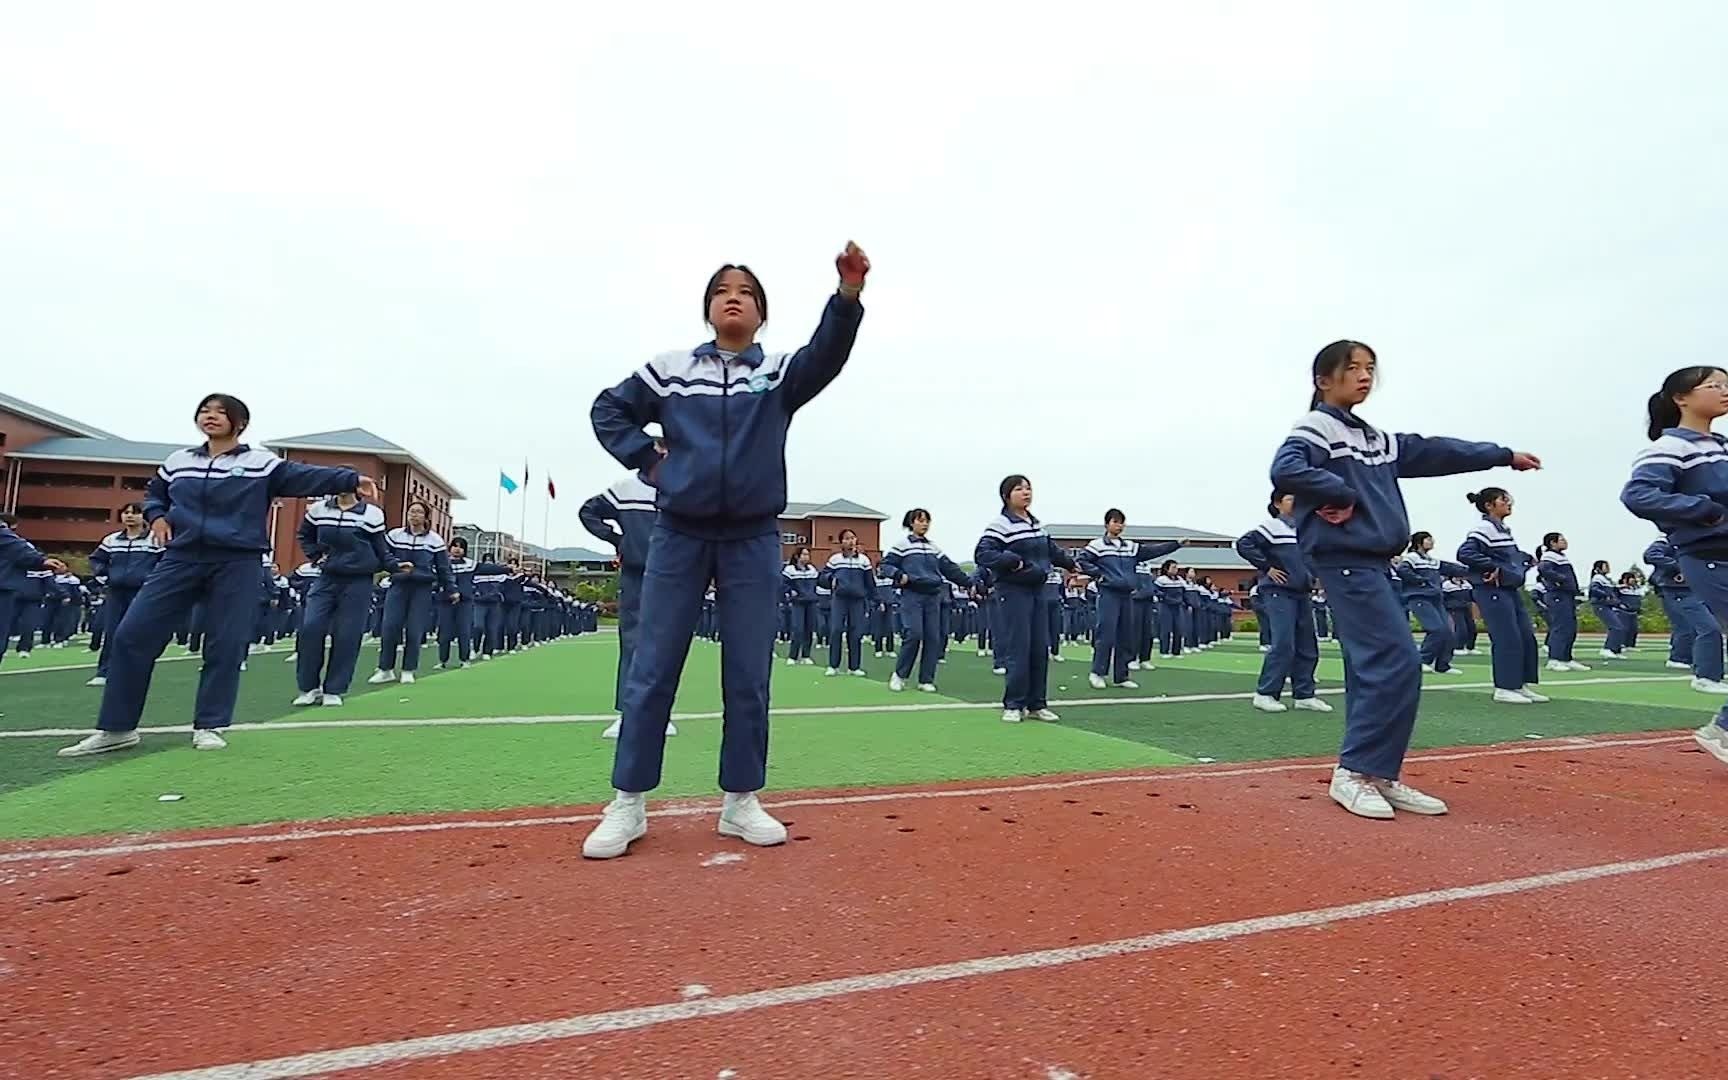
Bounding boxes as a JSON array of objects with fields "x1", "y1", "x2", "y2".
[{"x1": 498, "y1": 471, "x2": 519, "y2": 494}]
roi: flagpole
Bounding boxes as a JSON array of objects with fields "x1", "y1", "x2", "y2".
[
  {"x1": 494, "y1": 468, "x2": 503, "y2": 553},
  {"x1": 520, "y1": 458, "x2": 529, "y2": 566}
]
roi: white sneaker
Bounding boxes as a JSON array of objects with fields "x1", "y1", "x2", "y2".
[
  {"x1": 1259, "y1": 645, "x2": 1272, "y2": 654},
  {"x1": 1691, "y1": 677, "x2": 1728, "y2": 694},
  {"x1": 482, "y1": 653, "x2": 493, "y2": 661},
  {"x1": 1518, "y1": 687, "x2": 1551, "y2": 703},
  {"x1": 1001, "y1": 708, "x2": 1024, "y2": 723},
  {"x1": 1436, "y1": 667, "x2": 1465, "y2": 676},
  {"x1": 57, "y1": 730, "x2": 141, "y2": 757},
  {"x1": 1546, "y1": 660, "x2": 1572, "y2": 673},
  {"x1": 284, "y1": 652, "x2": 296, "y2": 662},
  {"x1": 1252, "y1": 694, "x2": 1288, "y2": 713},
  {"x1": 400, "y1": 671, "x2": 416, "y2": 685},
  {"x1": 433, "y1": 662, "x2": 446, "y2": 671},
  {"x1": 851, "y1": 669, "x2": 867, "y2": 677},
  {"x1": 1293, "y1": 697, "x2": 1333, "y2": 713},
  {"x1": 583, "y1": 793, "x2": 647, "y2": 858},
  {"x1": 1693, "y1": 723, "x2": 1728, "y2": 766},
  {"x1": 601, "y1": 719, "x2": 622, "y2": 739},
  {"x1": 192, "y1": 729, "x2": 228, "y2": 751},
  {"x1": 1114, "y1": 680, "x2": 1139, "y2": 690},
  {"x1": 1493, "y1": 689, "x2": 1531, "y2": 704},
  {"x1": 85, "y1": 675, "x2": 106, "y2": 687},
  {"x1": 239, "y1": 662, "x2": 248, "y2": 671},
  {"x1": 992, "y1": 667, "x2": 1007, "y2": 676},
  {"x1": 917, "y1": 683, "x2": 937, "y2": 693},
  {"x1": 321, "y1": 694, "x2": 344, "y2": 707},
  {"x1": 1600, "y1": 650, "x2": 1621, "y2": 660},
  {"x1": 799, "y1": 658, "x2": 815, "y2": 666},
  {"x1": 666, "y1": 722, "x2": 678, "y2": 736},
  {"x1": 889, "y1": 674, "x2": 905, "y2": 692},
  {"x1": 1372, "y1": 777, "x2": 1448, "y2": 815},
  {"x1": 1028, "y1": 708, "x2": 1060, "y2": 722},
  {"x1": 1329, "y1": 767, "x2": 1395, "y2": 820},
  {"x1": 938, "y1": 658, "x2": 947, "y2": 665},
  {"x1": 292, "y1": 690, "x2": 322, "y2": 706},
  {"x1": 785, "y1": 657, "x2": 797, "y2": 667},
  {"x1": 976, "y1": 649, "x2": 987, "y2": 657},
  {"x1": 1088, "y1": 673, "x2": 1107, "y2": 690},
  {"x1": 1566, "y1": 661, "x2": 1591, "y2": 672},
  {"x1": 717, "y1": 793, "x2": 786, "y2": 846},
  {"x1": 876, "y1": 651, "x2": 884, "y2": 658},
  {"x1": 460, "y1": 661, "x2": 472, "y2": 669},
  {"x1": 825, "y1": 667, "x2": 838, "y2": 677},
  {"x1": 1128, "y1": 660, "x2": 1141, "y2": 671},
  {"x1": 367, "y1": 670, "x2": 396, "y2": 685},
  {"x1": 1052, "y1": 655, "x2": 1065, "y2": 663},
  {"x1": 1668, "y1": 661, "x2": 1694, "y2": 670}
]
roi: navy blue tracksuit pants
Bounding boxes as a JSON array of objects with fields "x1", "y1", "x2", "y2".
[
  {"x1": 874, "y1": 602, "x2": 896, "y2": 654},
  {"x1": 1256, "y1": 588, "x2": 1319, "y2": 700},
  {"x1": 297, "y1": 574, "x2": 373, "y2": 695},
  {"x1": 1090, "y1": 589, "x2": 1135, "y2": 683},
  {"x1": 437, "y1": 597, "x2": 474, "y2": 666},
  {"x1": 613, "y1": 566, "x2": 642, "y2": 713},
  {"x1": 1657, "y1": 584, "x2": 1724, "y2": 682},
  {"x1": 827, "y1": 595, "x2": 867, "y2": 671},
  {"x1": 475, "y1": 601, "x2": 503, "y2": 655},
  {"x1": 1545, "y1": 595, "x2": 1579, "y2": 662},
  {"x1": 788, "y1": 601, "x2": 815, "y2": 661},
  {"x1": 1477, "y1": 586, "x2": 1539, "y2": 692},
  {"x1": 894, "y1": 590, "x2": 943, "y2": 685},
  {"x1": 1407, "y1": 596, "x2": 1456, "y2": 672},
  {"x1": 0, "y1": 591, "x2": 14, "y2": 665},
  {"x1": 379, "y1": 580, "x2": 435, "y2": 673},
  {"x1": 1676, "y1": 556, "x2": 1728, "y2": 731},
  {"x1": 1158, "y1": 603, "x2": 1184, "y2": 656},
  {"x1": 614, "y1": 526, "x2": 779, "y2": 794},
  {"x1": 1318, "y1": 563, "x2": 1423, "y2": 780},
  {"x1": 96, "y1": 586, "x2": 140, "y2": 678},
  {"x1": 1045, "y1": 597, "x2": 1063, "y2": 657},
  {"x1": 97, "y1": 554, "x2": 257, "y2": 732},
  {"x1": 998, "y1": 583, "x2": 1052, "y2": 712}
]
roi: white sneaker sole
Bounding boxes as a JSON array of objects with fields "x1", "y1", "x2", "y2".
[
  {"x1": 57, "y1": 733, "x2": 141, "y2": 758},
  {"x1": 717, "y1": 819, "x2": 786, "y2": 846},
  {"x1": 1694, "y1": 727, "x2": 1728, "y2": 766},
  {"x1": 582, "y1": 822, "x2": 646, "y2": 859},
  {"x1": 1330, "y1": 788, "x2": 1395, "y2": 820}
]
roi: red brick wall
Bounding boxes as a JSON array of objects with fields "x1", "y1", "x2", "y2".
[
  {"x1": 4, "y1": 459, "x2": 157, "y2": 552},
  {"x1": 779, "y1": 516, "x2": 884, "y2": 568}
]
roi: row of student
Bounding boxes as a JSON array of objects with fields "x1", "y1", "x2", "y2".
[{"x1": 47, "y1": 394, "x2": 593, "y2": 759}]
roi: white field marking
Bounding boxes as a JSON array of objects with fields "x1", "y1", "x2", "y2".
[
  {"x1": 120, "y1": 845, "x2": 1728, "y2": 1080},
  {"x1": 0, "y1": 733, "x2": 1692, "y2": 866},
  {"x1": 0, "y1": 674, "x2": 1692, "y2": 740},
  {"x1": 1046, "y1": 1069, "x2": 1082, "y2": 1080},
  {"x1": 680, "y1": 985, "x2": 713, "y2": 1000},
  {"x1": 0, "y1": 637, "x2": 610, "y2": 679},
  {"x1": 699, "y1": 852, "x2": 746, "y2": 867}
]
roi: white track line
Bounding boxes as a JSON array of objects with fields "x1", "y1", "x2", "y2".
[
  {"x1": 0, "y1": 636, "x2": 611, "y2": 678},
  {"x1": 122, "y1": 844, "x2": 1728, "y2": 1080},
  {"x1": 0, "y1": 674, "x2": 1693, "y2": 739},
  {"x1": 0, "y1": 733, "x2": 1691, "y2": 865}
]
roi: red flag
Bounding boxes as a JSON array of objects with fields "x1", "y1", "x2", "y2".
[{"x1": 547, "y1": 475, "x2": 557, "y2": 500}]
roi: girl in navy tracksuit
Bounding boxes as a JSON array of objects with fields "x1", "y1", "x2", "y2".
[
  {"x1": 1458, "y1": 488, "x2": 1546, "y2": 705},
  {"x1": 879, "y1": 509, "x2": 973, "y2": 692},
  {"x1": 822, "y1": 528, "x2": 874, "y2": 676},
  {"x1": 59, "y1": 394, "x2": 374, "y2": 757},
  {"x1": 1644, "y1": 536, "x2": 1724, "y2": 688},
  {"x1": 370, "y1": 500, "x2": 454, "y2": 685},
  {"x1": 1076, "y1": 510, "x2": 1180, "y2": 690},
  {"x1": 975, "y1": 475, "x2": 1082, "y2": 723},
  {"x1": 86, "y1": 502, "x2": 161, "y2": 686},
  {"x1": 1396, "y1": 531, "x2": 1467, "y2": 675},
  {"x1": 872, "y1": 568, "x2": 899, "y2": 656},
  {"x1": 1587, "y1": 560, "x2": 1628, "y2": 659},
  {"x1": 1443, "y1": 578, "x2": 1476, "y2": 653},
  {"x1": 1153, "y1": 561, "x2": 1187, "y2": 657},
  {"x1": 1535, "y1": 532, "x2": 1587, "y2": 672},
  {"x1": 294, "y1": 491, "x2": 390, "y2": 706},
  {"x1": 1235, "y1": 492, "x2": 1331, "y2": 713},
  {"x1": 781, "y1": 547, "x2": 819, "y2": 664},
  {"x1": 1270, "y1": 340, "x2": 1537, "y2": 819},
  {"x1": 1617, "y1": 574, "x2": 1648, "y2": 652},
  {"x1": 0, "y1": 518, "x2": 68, "y2": 669},
  {"x1": 1621, "y1": 365, "x2": 1728, "y2": 766},
  {"x1": 438, "y1": 538, "x2": 477, "y2": 669},
  {"x1": 583, "y1": 242, "x2": 869, "y2": 859},
  {"x1": 471, "y1": 556, "x2": 511, "y2": 658}
]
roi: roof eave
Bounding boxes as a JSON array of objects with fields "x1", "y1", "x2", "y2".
[{"x1": 267, "y1": 442, "x2": 467, "y2": 501}]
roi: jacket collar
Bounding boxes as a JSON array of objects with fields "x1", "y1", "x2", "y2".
[{"x1": 693, "y1": 341, "x2": 765, "y2": 368}]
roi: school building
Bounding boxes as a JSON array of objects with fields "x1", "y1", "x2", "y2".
[
  {"x1": 779, "y1": 499, "x2": 889, "y2": 565},
  {"x1": 1043, "y1": 522, "x2": 1257, "y2": 595},
  {"x1": 0, "y1": 392, "x2": 463, "y2": 561}
]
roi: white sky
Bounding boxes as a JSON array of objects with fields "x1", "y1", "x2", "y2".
[{"x1": 3, "y1": 2, "x2": 1723, "y2": 569}]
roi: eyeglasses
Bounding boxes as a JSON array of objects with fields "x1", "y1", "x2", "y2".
[{"x1": 1696, "y1": 382, "x2": 1728, "y2": 392}]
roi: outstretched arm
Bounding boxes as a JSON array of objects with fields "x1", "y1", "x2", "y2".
[{"x1": 782, "y1": 242, "x2": 870, "y2": 412}]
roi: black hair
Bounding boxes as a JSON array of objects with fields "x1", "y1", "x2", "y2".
[
  {"x1": 1646, "y1": 366, "x2": 1726, "y2": 440},
  {"x1": 1160, "y1": 559, "x2": 1178, "y2": 574},
  {"x1": 1408, "y1": 531, "x2": 1432, "y2": 553},
  {"x1": 118, "y1": 501, "x2": 145, "y2": 516},
  {"x1": 195, "y1": 393, "x2": 251, "y2": 436},
  {"x1": 703, "y1": 264, "x2": 767, "y2": 327},
  {"x1": 406, "y1": 499, "x2": 433, "y2": 527},
  {"x1": 450, "y1": 537, "x2": 467, "y2": 553},
  {"x1": 1309, "y1": 340, "x2": 1377, "y2": 409},
  {"x1": 791, "y1": 545, "x2": 810, "y2": 565},
  {"x1": 1592, "y1": 559, "x2": 1610, "y2": 575},
  {"x1": 1268, "y1": 490, "x2": 1292, "y2": 517},
  {"x1": 1104, "y1": 508, "x2": 1125, "y2": 526},
  {"x1": 902, "y1": 508, "x2": 930, "y2": 530},
  {"x1": 1466, "y1": 488, "x2": 1509, "y2": 513},
  {"x1": 998, "y1": 474, "x2": 1031, "y2": 506},
  {"x1": 1542, "y1": 531, "x2": 1563, "y2": 552},
  {"x1": 839, "y1": 527, "x2": 858, "y2": 542}
]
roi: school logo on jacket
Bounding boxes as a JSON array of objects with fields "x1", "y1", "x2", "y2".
[{"x1": 746, "y1": 373, "x2": 771, "y2": 394}]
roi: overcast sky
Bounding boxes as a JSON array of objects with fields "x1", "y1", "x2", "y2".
[{"x1": 3, "y1": 3, "x2": 1723, "y2": 568}]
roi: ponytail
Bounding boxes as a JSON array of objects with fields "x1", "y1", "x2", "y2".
[
  {"x1": 1465, "y1": 488, "x2": 1508, "y2": 514},
  {"x1": 1647, "y1": 366, "x2": 1726, "y2": 441},
  {"x1": 1647, "y1": 390, "x2": 1681, "y2": 442}
]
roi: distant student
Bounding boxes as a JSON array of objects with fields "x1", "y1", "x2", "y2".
[
  {"x1": 872, "y1": 565, "x2": 899, "y2": 657},
  {"x1": 821, "y1": 528, "x2": 874, "y2": 677},
  {"x1": 1535, "y1": 532, "x2": 1588, "y2": 672},
  {"x1": 60, "y1": 394, "x2": 375, "y2": 756},
  {"x1": 1271, "y1": 339, "x2": 1538, "y2": 818},
  {"x1": 1458, "y1": 488, "x2": 1546, "y2": 705},
  {"x1": 781, "y1": 547, "x2": 820, "y2": 665},
  {"x1": 1588, "y1": 560, "x2": 1629, "y2": 659},
  {"x1": 1620, "y1": 365, "x2": 1728, "y2": 767},
  {"x1": 1235, "y1": 492, "x2": 1331, "y2": 714},
  {"x1": 1153, "y1": 560, "x2": 1187, "y2": 658},
  {"x1": 1442, "y1": 577, "x2": 1477, "y2": 653},
  {"x1": 85, "y1": 502, "x2": 161, "y2": 687},
  {"x1": 1312, "y1": 586, "x2": 1332, "y2": 642},
  {"x1": 879, "y1": 508, "x2": 973, "y2": 693},
  {"x1": 975, "y1": 475, "x2": 1082, "y2": 724},
  {"x1": 580, "y1": 471, "x2": 667, "y2": 737},
  {"x1": 368, "y1": 500, "x2": 453, "y2": 686},
  {"x1": 0, "y1": 516, "x2": 70, "y2": 669},
  {"x1": 1645, "y1": 536, "x2": 1725, "y2": 691},
  {"x1": 1395, "y1": 531, "x2": 1467, "y2": 676},
  {"x1": 1076, "y1": 510, "x2": 1180, "y2": 690},
  {"x1": 437, "y1": 538, "x2": 477, "y2": 671}
]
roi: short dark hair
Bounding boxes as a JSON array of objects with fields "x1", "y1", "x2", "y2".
[
  {"x1": 704, "y1": 264, "x2": 767, "y2": 326},
  {"x1": 1309, "y1": 340, "x2": 1377, "y2": 409},
  {"x1": 195, "y1": 393, "x2": 251, "y2": 435},
  {"x1": 902, "y1": 508, "x2": 930, "y2": 530},
  {"x1": 1104, "y1": 508, "x2": 1125, "y2": 526},
  {"x1": 1408, "y1": 531, "x2": 1432, "y2": 552},
  {"x1": 998, "y1": 474, "x2": 1031, "y2": 505}
]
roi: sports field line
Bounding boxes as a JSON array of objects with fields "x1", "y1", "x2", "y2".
[
  {"x1": 0, "y1": 673, "x2": 1693, "y2": 739},
  {"x1": 0, "y1": 733, "x2": 1690, "y2": 865},
  {"x1": 0, "y1": 636, "x2": 615, "y2": 678},
  {"x1": 120, "y1": 843, "x2": 1728, "y2": 1080}
]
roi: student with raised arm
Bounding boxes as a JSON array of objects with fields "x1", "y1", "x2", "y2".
[
  {"x1": 368, "y1": 500, "x2": 453, "y2": 687},
  {"x1": 879, "y1": 509, "x2": 973, "y2": 693},
  {"x1": 1075, "y1": 510, "x2": 1179, "y2": 690},
  {"x1": 975, "y1": 475, "x2": 1082, "y2": 724},
  {"x1": 1270, "y1": 340, "x2": 1539, "y2": 819},
  {"x1": 582, "y1": 242, "x2": 869, "y2": 859},
  {"x1": 86, "y1": 502, "x2": 161, "y2": 687},
  {"x1": 580, "y1": 470, "x2": 668, "y2": 737}
]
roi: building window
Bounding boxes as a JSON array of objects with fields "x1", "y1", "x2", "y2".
[
  {"x1": 120, "y1": 476, "x2": 150, "y2": 490},
  {"x1": 781, "y1": 532, "x2": 806, "y2": 545},
  {"x1": 14, "y1": 504, "x2": 111, "y2": 522},
  {"x1": 19, "y1": 471, "x2": 114, "y2": 489}
]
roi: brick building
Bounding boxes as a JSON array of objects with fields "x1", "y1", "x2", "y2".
[
  {"x1": 779, "y1": 499, "x2": 889, "y2": 566},
  {"x1": 0, "y1": 394, "x2": 462, "y2": 562}
]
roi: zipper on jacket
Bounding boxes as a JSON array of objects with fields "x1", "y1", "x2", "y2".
[{"x1": 719, "y1": 356, "x2": 730, "y2": 518}]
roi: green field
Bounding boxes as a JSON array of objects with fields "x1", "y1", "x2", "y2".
[{"x1": 0, "y1": 631, "x2": 1709, "y2": 840}]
